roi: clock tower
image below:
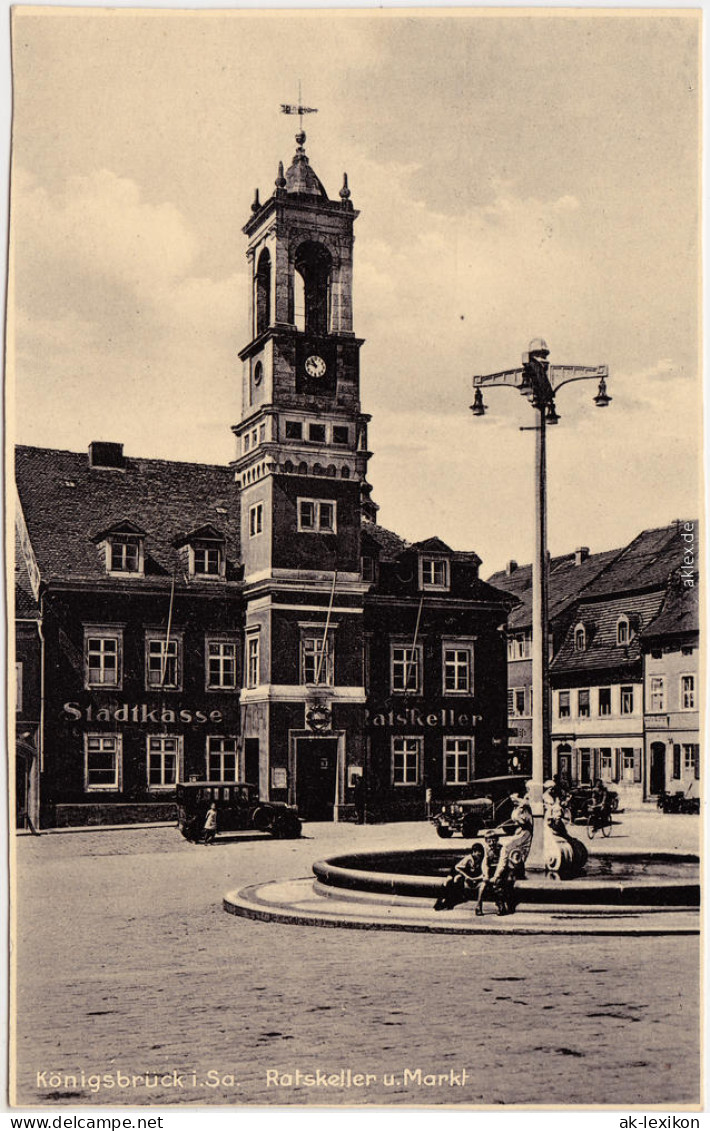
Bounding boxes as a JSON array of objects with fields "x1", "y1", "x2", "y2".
[{"x1": 233, "y1": 128, "x2": 373, "y2": 819}]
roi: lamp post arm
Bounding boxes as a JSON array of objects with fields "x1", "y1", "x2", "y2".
[
  {"x1": 473, "y1": 368, "x2": 525, "y2": 390},
  {"x1": 549, "y1": 364, "x2": 608, "y2": 395}
]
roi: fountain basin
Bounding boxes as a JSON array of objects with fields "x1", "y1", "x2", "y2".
[{"x1": 312, "y1": 848, "x2": 699, "y2": 907}]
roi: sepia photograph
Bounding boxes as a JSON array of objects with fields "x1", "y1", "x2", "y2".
[{"x1": 7, "y1": 5, "x2": 702, "y2": 1114}]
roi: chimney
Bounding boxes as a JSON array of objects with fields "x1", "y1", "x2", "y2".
[
  {"x1": 506, "y1": 560, "x2": 518, "y2": 575},
  {"x1": 574, "y1": 547, "x2": 590, "y2": 566},
  {"x1": 89, "y1": 441, "x2": 125, "y2": 470}
]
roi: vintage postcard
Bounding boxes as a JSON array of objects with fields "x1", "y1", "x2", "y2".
[{"x1": 7, "y1": 6, "x2": 702, "y2": 1117}]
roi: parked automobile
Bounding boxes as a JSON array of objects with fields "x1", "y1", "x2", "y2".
[
  {"x1": 176, "y1": 781, "x2": 302, "y2": 841},
  {"x1": 430, "y1": 775, "x2": 528, "y2": 839},
  {"x1": 562, "y1": 785, "x2": 619, "y2": 824},
  {"x1": 656, "y1": 789, "x2": 700, "y2": 815}
]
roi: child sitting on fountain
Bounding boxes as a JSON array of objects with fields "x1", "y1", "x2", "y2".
[{"x1": 434, "y1": 842, "x2": 486, "y2": 911}]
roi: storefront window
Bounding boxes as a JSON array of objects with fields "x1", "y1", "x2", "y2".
[
  {"x1": 444, "y1": 738, "x2": 471, "y2": 784},
  {"x1": 392, "y1": 737, "x2": 420, "y2": 785},
  {"x1": 147, "y1": 736, "x2": 180, "y2": 788},
  {"x1": 207, "y1": 737, "x2": 238, "y2": 781},
  {"x1": 85, "y1": 735, "x2": 122, "y2": 791}
]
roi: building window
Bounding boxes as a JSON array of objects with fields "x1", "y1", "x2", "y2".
[
  {"x1": 109, "y1": 535, "x2": 143, "y2": 575},
  {"x1": 391, "y1": 645, "x2": 422, "y2": 694},
  {"x1": 681, "y1": 645, "x2": 694, "y2": 657},
  {"x1": 85, "y1": 735, "x2": 122, "y2": 792},
  {"x1": 361, "y1": 556, "x2": 376, "y2": 583},
  {"x1": 392, "y1": 737, "x2": 420, "y2": 785},
  {"x1": 507, "y1": 633, "x2": 532, "y2": 661},
  {"x1": 297, "y1": 498, "x2": 336, "y2": 533},
  {"x1": 599, "y1": 747, "x2": 614, "y2": 782},
  {"x1": 249, "y1": 503, "x2": 263, "y2": 537},
  {"x1": 147, "y1": 736, "x2": 181, "y2": 789},
  {"x1": 442, "y1": 644, "x2": 473, "y2": 694},
  {"x1": 511, "y1": 688, "x2": 527, "y2": 718},
  {"x1": 444, "y1": 738, "x2": 472, "y2": 785},
  {"x1": 621, "y1": 747, "x2": 638, "y2": 783},
  {"x1": 577, "y1": 689, "x2": 590, "y2": 718},
  {"x1": 192, "y1": 542, "x2": 223, "y2": 577},
  {"x1": 558, "y1": 691, "x2": 570, "y2": 719},
  {"x1": 598, "y1": 687, "x2": 612, "y2": 716},
  {"x1": 574, "y1": 624, "x2": 586, "y2": 652},
  {"x1": 146, "y1": 633, "x2": 181, "y2": 691},
  {"x1": 308, "y1": 423, "x2": 327, "y2": 443},
  {"x1": 649, "y1": 676, "x2": 665, "y2": 712},
  {"x1": 620, "y1": 686, "x2": 634, "y2": 715},
  {"x1": 246, "y1": 635, "x2": 259, "y2": 689},
  {"x1": 683, "y1": 744, "x2": 700, "y2": 779},
  {"x1": 206, "y1": 639, "x2": 238, "y2": 690},
  {"x1": 680, "y1": 675, "x2": 695, "y2": 710},
  {"x1": 419, "y1": 557, "x2": 449, "y2": 591},
  {"x1": 206, "y1": 736, "x2": 238, "y2": 782},
  {"x1": 301, "y1": 634, "x2": 334, "y2": 686},
  {"x1": 85, "y1": 629, "x2": 122, "y2": 689},
  {"x1": 285, "y1": 421, "x2": 302, "y2": 440},
  {"x1": 332, "y1": 425, "x2": 349, "y2": 445},
  {"x1": 616, "y1": 616, "x2": 630, "y2": 646}
]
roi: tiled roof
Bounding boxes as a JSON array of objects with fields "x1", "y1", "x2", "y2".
[
  {"x1": 362, "y1": 522, "x2": 410, "y2": 562},
  {"x1": 488, "y1": 548, "x2": 622, "y2": 630},
  {"x1": 579, "y1": 523, "x2": 697, "y2": 597},
  {"x1": 15, "y1": 445, "x2": 242, "y2": 587},
  {"x1": 551, "y1": 591, "x2": 666, "y2": 674},
  {"x1": 641, "y1": 577, "x2": 699, "y2": 639}
]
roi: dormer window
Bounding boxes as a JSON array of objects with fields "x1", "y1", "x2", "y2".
[
  {"x1": 93, "y1": 522, "x2": 146, "y2": 578},
  {"x1": 420, "y1": 557, "x2": 449, "y2": 591},
  {"x1": 616, "y1": 616, "x2": 631, "y2": 646},
  {"x1": 574, "y1": 624, "x2": 586, "y2": 652},
  {"x1": 174, "y1": 525, "x2": 226, "y2": 580},
  {"x1": 192, "y1": 542, "x2": 223, "y2": 577}
]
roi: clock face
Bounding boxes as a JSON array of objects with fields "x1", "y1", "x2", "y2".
[{"x1": 305, "y1": 355, "x2": 327, "y2": 379}]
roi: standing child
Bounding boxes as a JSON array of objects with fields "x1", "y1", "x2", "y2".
[{"x1": 203, "y1": 802, "x2": 218, "y2": 845}]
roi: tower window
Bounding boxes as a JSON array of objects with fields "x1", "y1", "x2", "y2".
[
  {"x1": 309, "y1": 423, "x2": 326, "y2": 443},
  {"x1": 294, "y1": 241, "x2": 332, "y2": 335},
  {"x1": 332, "y1": 426, "x2": 349, "y2": 445},
  {"x1": 255, "y1": 249, "x2": 271, "y2": 336},
  {"x1": 297, "y1": 498, "x2": 336, "y2": 533},
  {"x1": 249, "y1": 503, "x2": 263, "y2": 537},
  {"x1": 285, "y1": 421, "x2": 303, "y2": 440}
]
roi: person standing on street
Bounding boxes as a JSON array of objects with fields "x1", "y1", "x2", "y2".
[{"x1": 203, "y1": 802, "x2": 218, "y2": 845}]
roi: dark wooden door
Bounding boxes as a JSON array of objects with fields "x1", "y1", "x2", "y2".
[{"x1": 296, "y1": 738, "x2": 338, "y2": 820}]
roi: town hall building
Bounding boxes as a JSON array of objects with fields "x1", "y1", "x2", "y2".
[{"x1": 15, "y1": 129, "x2": 513, "y2": 828}]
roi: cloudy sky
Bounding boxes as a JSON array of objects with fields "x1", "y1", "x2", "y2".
[{"x1": 9, "y1": 8, "x2": 700, "y2": 574}]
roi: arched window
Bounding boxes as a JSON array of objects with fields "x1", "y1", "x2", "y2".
[
  {"x1": 340, "y1": 466, "x2": 350, "y2": 479},
  {"x1": 255, "y1": 250, "x2": 271, "y2": 336},
  {"x1": 616, "y1": 616, "x2": 630, "y2": 646},
  {"x1": 283, "y1": 460, "x2": 294, "y2": 474},
  {"x1": 298, "y1": 461, "x2": 308, "y2": 476},
  {"x1": 574, "y1": 624, "x2": 586, "y2": 652},
  {"x1": 294, "y1": 241, "x2": 332, "y2": 336},
  {"x1": 326, "y1": 464, "x2": 337, "y2": 478}
]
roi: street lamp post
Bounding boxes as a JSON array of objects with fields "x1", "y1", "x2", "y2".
[{"x1": 471, "y1": 340, "x2": 611, "y2": 812}]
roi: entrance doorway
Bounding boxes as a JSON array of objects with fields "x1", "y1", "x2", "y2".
[
  {"x1": 296, "y1": 737, "x2": 338, "y2": 821},
  {"x1": 650, "y1": 742, "x2": 666, "y2": 795}
]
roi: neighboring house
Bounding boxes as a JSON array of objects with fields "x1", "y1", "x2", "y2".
[
  {"x1": 641, "y1": 572, "x2": 699, "y2": 799},
  {"x1": 489, "y1": 522, "x2": 700, "y2": 808}
]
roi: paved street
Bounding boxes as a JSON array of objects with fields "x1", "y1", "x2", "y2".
[{"x1": 12, "y1": 813, "x2": 700, "y2": 1108}]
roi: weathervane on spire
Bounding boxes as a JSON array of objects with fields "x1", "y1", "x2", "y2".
[{"x1": 280, "y1": 81, "x2": 318, "y2": 134}]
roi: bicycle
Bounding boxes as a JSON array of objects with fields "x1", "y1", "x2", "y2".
[{"x1": 586, "y1": 805, "x2": 612, "y2": 839}]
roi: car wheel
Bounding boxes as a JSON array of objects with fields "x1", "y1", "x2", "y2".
[
  {"x1": 610, "y1": 795, "x2": 619, "y2": 813},
  {"x1": 436, "y1": 827, "x2": 453, "y2": 839},
  {"x1": 273, "y1": 815, "x2": 302, "y2": 839},
  {"x1": 251, "y1": 807, "x2": 273, "y2": 833},
  {"x1": 461, "y1": 815, "x2": 480, "y2": 839}
]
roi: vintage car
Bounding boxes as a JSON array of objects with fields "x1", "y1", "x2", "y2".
[
  {"x1": 430, "y1": 775, "x2": 528, "y2": 839},
  {"x1": 176, "y1": 781, "x2": 302, "y2": 842}
]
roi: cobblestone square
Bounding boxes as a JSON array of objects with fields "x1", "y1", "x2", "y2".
[{"x1": 12, "y1": 814, "x2": 700, "y2": 1108}]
